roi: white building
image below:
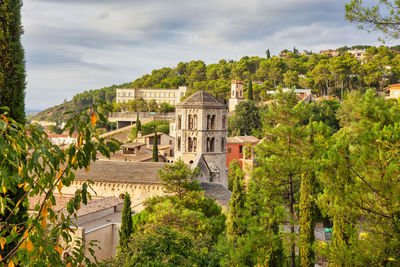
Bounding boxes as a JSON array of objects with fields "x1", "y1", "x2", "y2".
[
  {"x1": 228, "y1": 80, "x2": 244, "y2": 112},
  {"x1": 116, "y1": 86, "x2": 188, "y2": 105}
]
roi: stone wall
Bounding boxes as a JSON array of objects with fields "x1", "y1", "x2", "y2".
[{"x1": 62, "y1": 181, "x2": 165, "y2": 212}]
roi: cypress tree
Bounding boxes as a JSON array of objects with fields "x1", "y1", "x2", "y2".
[
  {"x1": 0, "y1": 0, "x2": 26, "y2": 123},
  {"x1": 227, "y1": 165, "x2": 246, "y2": 242},
  {"x1": 247, "y1": 81, "x2": 253, "y2": 101},
  {"x1": 0, "y1": 0, "x2": 28, "y2": 256},
  {"x1": 152, "y1": 127, "x2": 158, "y2": 162},
  {"x1": 119, "y1": 193, "x2": 133, "y2": 249},
  {"x1": 136, "y1": 113, "x2": 141, "y2": 132},
  {"x1": 266, "y1": 49, "x2": 271, "y2": 59},
  {"x1": 299, "y1": 172, "x2": 316, "y2": 267}
]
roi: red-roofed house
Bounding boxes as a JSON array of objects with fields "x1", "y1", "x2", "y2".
[{"x1": 226, "y1": 136, "x2": 260, "y2": 167}]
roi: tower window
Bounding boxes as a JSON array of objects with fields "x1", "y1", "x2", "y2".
[
  {"x1": 177, "y1": 137, "x2": 181, "y2": 152},
  {"x1": 221, "y1": 137, "x2": 225, "y2": 152},
  {"x1": 178, "y1": 115, "x2": 182, "y2": 130}
]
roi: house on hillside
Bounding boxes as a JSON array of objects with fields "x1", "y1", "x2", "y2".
[{"x1": 226, "y1": 136, "x2": 260, "y2": 168}]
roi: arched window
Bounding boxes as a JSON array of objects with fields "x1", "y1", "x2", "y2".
[
  {"x1": 207, "y1": 115, "x2": 211, "y2": 130},
  {"x1": 207, "y1": 137, "x2": 215, "y2": 152},
  {"x1": 221, "y1": 137, "x2": 225, "y2": 152},
  {"x1": 211, "y1": 115, "x2": 216, "y2": 130},
  {"x1": 193, "y1": 114, "x2": 197, "y2": 130},
  {"x1": 188, "y1": 115, "x2": 192, "y2": 129},
  {"x1": 193, "y1": 137, "x2": 197, "y2": 152},
  {"x1": 177, "y1": 137, "x2": 181, "y2": 152},
  {"x1": 188, "y1": 137, "x2": 193, "y2": 152},
  {"x1": 178, "y1": 115, "x2": 182, "y2": 130},
  {"x1": 222, "y1": 115, "x2": 226, "y2": 128}
]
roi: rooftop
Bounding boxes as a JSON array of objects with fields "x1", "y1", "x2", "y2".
[
  {"x1": 176, "y1": 91, "x2": 227, "y2": 109},
  {"x1": 75, "y1": 161, "x2": 166, "y2": 184},
  {"x1": 227, "y1": 136, "x2": 260, "y2": 144},
  {"x1": 122, "y1": 142, "x2": 146, "y2": 149}
]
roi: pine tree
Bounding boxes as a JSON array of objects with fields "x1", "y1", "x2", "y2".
[
  {"x1": 266, "y1": 49, "x2": 271, "y2": 59},
  {"x1": 226, "y1": 163, "x2": 246, "y2": 242},
  {"x1": 299, "y1": 172, "x2": 316, "y2": 267},
  {"x1": 247, "y1": 80, "x2": 253, "y2": 101},
  {"x1": 0, "y1": 0, "x2": 26, "y2": 123},
  {"x1": 152, "y1": 127, "x2": 158, "y2": 162},
  {"x1": 119, "y1": 193, "x2": 133, "y2": 249}
]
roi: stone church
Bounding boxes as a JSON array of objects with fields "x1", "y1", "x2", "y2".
[{"x1": 174, "y1": 91, "x2": 229, "y2": 188}]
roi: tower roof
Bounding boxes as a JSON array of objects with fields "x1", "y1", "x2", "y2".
[{"x1": 176, "y1": 91, "x2": 227, "y2": 109}]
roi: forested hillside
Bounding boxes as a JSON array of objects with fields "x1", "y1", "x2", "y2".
[{"x1": 31, "y1": 46, "x2": 400, "y2": 123}]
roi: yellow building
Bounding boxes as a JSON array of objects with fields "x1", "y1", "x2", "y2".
[
  {"x1": 116, "y1": 86, "x2": 188, "y2": 105},
  {"x1": 387, "y1": 84, "x2": 400, "y2": 99}
]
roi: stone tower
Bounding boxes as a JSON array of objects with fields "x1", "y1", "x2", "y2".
[
  {"x1": 229, "y1": 80, "x2": 244, "y2": 112},
  {"x1": 174, "y1": 91, "x2": 228, "y2": 188}
]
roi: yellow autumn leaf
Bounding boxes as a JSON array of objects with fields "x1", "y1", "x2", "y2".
[
  {"x1": 54, "y1": 245, "x2": 63, "y2": 255},
  {"x1": 85, "y1": 165, "x2": 90, "y2": 172},
  {"x1": 26, "y1": 239, "x2": 33, "y2": 252},
  {"x1": 18, "y1": 166, "x2": 23, "y2": 177},
  {"x1": 8, "y1": 260, "x2": 15, "y2": 267},
  {"x1": 57, "y1": 181, "x2": 63, "y2": 196},
  {"x1": 91, "y1": 113, "x2": 98, "y2": 126},
  {"x1": 41, "y1": 205, "x2": 48, "y2": 218},
  {"x1": 78, "y1": 135, "x2": 83, "y2": 146},
  {"x1": 2, "y1": 187, "x2": 6, "y2": 194},
  {"x1": 23, "y1": 183, "x2": 30, "y2": 192},
  {"x1": 40, "y1": 218, "x2": 47, "y2": 228},
  {"x1": 71, "y1": 155, "x2": 77, "y2": 166},
  {"x1": 0, "y1": 237, "x2": 6, "y2": 250},
  {"x1": 17, "y1": 183, "x2": 25, "y2": 188},
  {"x1": 57, "y1": 167, "x2": 64, "y2": 179},
  {"x1": 67, "y1": 262, "x2": 71, "y2": 267},
  {"x1": 0, "y1": 254, "x2": 2, "y2": 260}
]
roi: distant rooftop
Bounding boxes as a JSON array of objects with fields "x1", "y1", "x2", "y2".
[
  {"x1": 227, "y1": 136, "x2": 260, "y2": 144},
  {"x1": 176, "y1": 91, "x2": 227, "y2": 109}
]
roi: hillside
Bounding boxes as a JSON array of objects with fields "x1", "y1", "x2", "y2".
[{"x1": 30, "y1": 45, "x2": 400, "y2": 124}]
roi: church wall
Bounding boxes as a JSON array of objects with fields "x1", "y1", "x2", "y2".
[{"x1": 62, "y1": 181, "x2": 165, "y2": 212}]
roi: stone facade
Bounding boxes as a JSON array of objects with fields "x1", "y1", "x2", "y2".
[
  {"x1": 229, "y1": 80, "x2": 244, "y2": 112},
  {"x1": 174, "y1": 91, "x2": 229, "y2": 188},
  {"x1": 116, "y1": 86, "x2": 188, "y2": 105}
]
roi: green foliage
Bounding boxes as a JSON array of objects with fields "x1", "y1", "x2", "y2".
[
  {"x1": 226, "y1": 164, "x2": 246, "y2": 243},
  {"x1": 152, "y1": 127, "x2": 159, "y2": 162},
  {"x1": 247, "y1": 80, "x2": 254, "y2": 100},
  {"x1": 228, "y1": 101, "x2": 261, "y2": 136},
  {"x1": 0, "y1": 105, "x2": 120, "y2": 266},
  {"x1": 158, "y1": 159, "x2": 201, "y2": 199},
  {"x1": 345, "y1": 0, "x2": 400, "y2": 40},
  {"x1": 307, "y1": 99, "x2": 341, "y2": 132},
  {"x1": 47, "y1": 125, "x2": 63, "y2": 134},
  {"x1": 119, "y1": 193, "x2": 133, "y2": 249},
  {"x1": 228, "y1": 160, "x2": 241, "y2": 191},
  {"x1": 0, "y1": 0, "x2": 26, "y2": 124},
  {"x1": 141, "y1": 120, "x2": 169, "y2": 135}
]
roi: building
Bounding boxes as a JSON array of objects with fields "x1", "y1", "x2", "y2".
[
  {"x1": 229, "y1": 80, "x2": 244, "y2": 112},
  {"x1": 386, "y1": 83, "x2": 400, "y2": 99},
  {"x1": 226, "y1": 136, "x2": 260, "y2": 167},
  {"x1": 347, "y1": 49, "x2": 366, "y2": 61},
  {"x1": 319, "y1": 49, "x2": 339, "y2": 57},
  {"x1": 174, "y1": 91, "x2": 229, "y2": 187},
  {"x1": 267, "y1": 88, "x2": 312, "y2": 102},
  {"x1": 47, "y1": 133, "x2": 78, "y2": 146},
  {"x1": 116, "y1": 86, "x2": 188, "y2": 105}
]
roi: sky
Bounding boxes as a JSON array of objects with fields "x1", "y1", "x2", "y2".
[{"x1": 22, "y1": 0, "x2": 383, "y2": 110}]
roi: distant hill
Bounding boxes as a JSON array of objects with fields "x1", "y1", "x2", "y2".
[
  {"x1": 30, "y1": 45, "x2": 400, "y2": 125},
  {"x1": 29, "y1": 83, "x2": 130, "y2": 124}
]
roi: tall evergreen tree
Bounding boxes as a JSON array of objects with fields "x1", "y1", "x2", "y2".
[
  {"x1": 226, "y1": 163, "x2": 246, "y2": 242},
  {"x1": 136, "y1": 113, "x2": 141, "y2": 132},
  {"x1": 152, "y1": 127, "x2": 158, "y2": 162},
  {"x1": 266, "y1": 49, "x2": 271, "y2": 59},
  {"x1": 247, "y1": 80, "x2": 254, "y2": 101},
  {"x1": 0, "y1": 0, "x2": 26, "y2": 123},
  {"x1": 0, "y1": 0, "x2": 28, "y2": 257},
  {"x1": 119, "y1": 193, "x2": 133, "y2": 249}
]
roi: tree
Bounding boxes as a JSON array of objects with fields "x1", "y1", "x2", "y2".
[
  {"x1": 0, "y1": 0, "x2": 26, "y2": 124},
  {"x1": 119, "y1": 193, "x2": 133, "y2": 249},
  {"x1": 0, "y1": 106, "x2": 119, "y2": 266},
  {"x1": 266, "y1": 49, "x2": 271, "y2": 59},
  {"x1": 158, "y1": 159, "x2": 201, "y2": 199},
  {"x1": 345, "y1": 0, "x2": 400, "y2": 40},
  {"x1": 152, "y1": 127, "x2": 158, "y2": 162},
  {"x1": 226, "y1": 164, "x2": 246, "y2": 242},
  {"x1": 228, "y1": 101, "x2": 261, "y2": 136},
  {"x1": 247, "y1": 80, "x2": 254, "y2": 100}
]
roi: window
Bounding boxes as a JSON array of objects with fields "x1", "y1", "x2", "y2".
[
  {"x1": 221, "y1": 137, "x2": 225, "y2": 152},
  {"x1": 188, "y1": 137, "x2": 193, "y2": 152},
  {"x1": 178, "y1": 116, "x2": 182, "y2": 130},
  {"x1": 193, "y1": 115, "x2": 197, "y2": 130},
  {"x1": 188, "y1": 115, "x2": 193, "y2": 129},
  {"x1": 222, "y1": 115, "x2": 226, "y2": 128},
  {"x1": 228, "y1": 148, "x2": 231, "y2": 153},
  {"x1": 193, "y1": 137, "x2": 197, "y2": 152},
  {"x1": 239, "y1": 145, "x2": 243, "y2": 154},
  {"x1": 207, "y1": 137, "x2": 215, "y2": 152},
  {"x1": 177, "y1": 137, "x2": 181, "y2": 151}
]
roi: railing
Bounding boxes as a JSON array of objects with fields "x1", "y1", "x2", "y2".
[{"x1": 108, "y1": 112, "x2": 175, "y2": 119}]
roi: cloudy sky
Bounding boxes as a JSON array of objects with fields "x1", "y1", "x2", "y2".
[{"x1": 22, "y1": 0, "x2": 382, "y2": 110}]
